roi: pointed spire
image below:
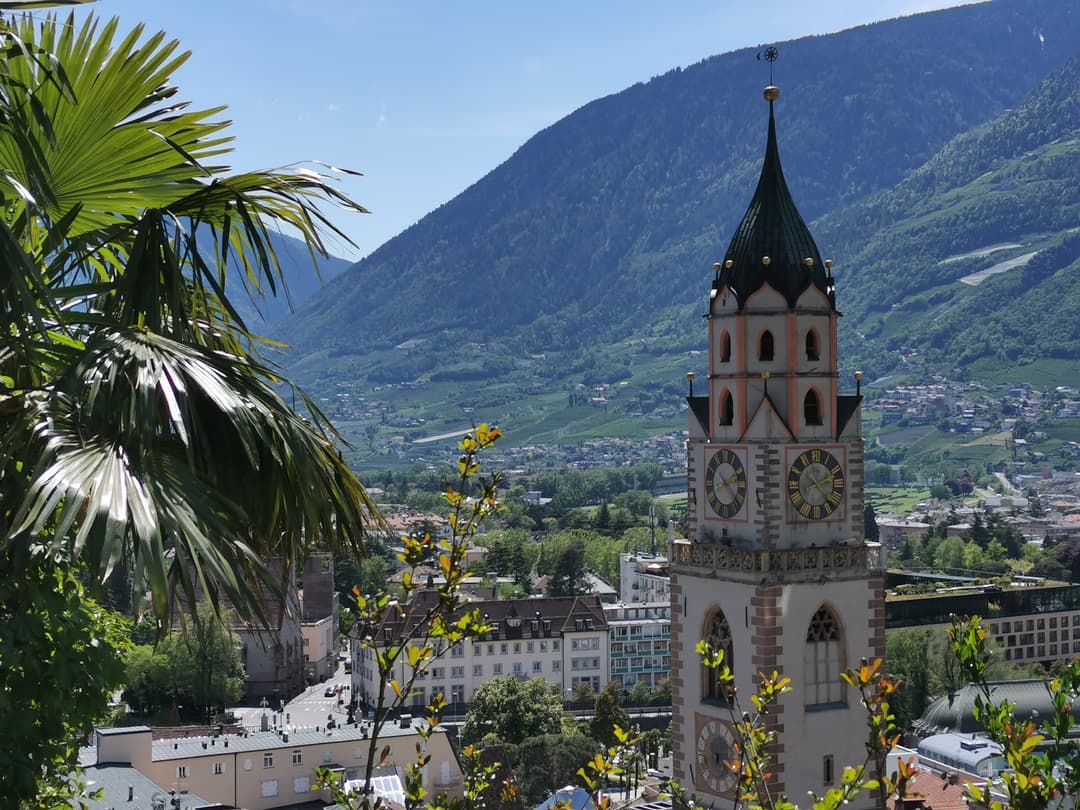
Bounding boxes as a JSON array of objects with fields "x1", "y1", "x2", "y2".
[{"x1": 717, "y1": 86, "x2": 833, "y2": 310}]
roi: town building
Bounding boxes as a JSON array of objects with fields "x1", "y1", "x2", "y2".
[
  {"x1": 669, "y1": 80, "x2": 885, "y2": 803},
  {"x1": 914, "y1": 679, "x2": 1080, "y2": 737},
  {"x1": 885, "y1": 578, "x2": 1080, "y2": 667},
  {"x1": 88, "y1": 719, "x2": 462, "y2": 810},
  {"x1": 350, "y1": 591, "x2": 609, "y2": 711},
  {"x1": 603, "y1": 601, "x2": 671, "y2": 691},
  {"x1": 234, "y1": 564, "x2": 305, "y2": 704},
  {"x1": 300, "y1": 553, "x2": 340, "y2": 684},
  {"x1": 619, "y1": 551, "x2": 671, "y2": 604}
]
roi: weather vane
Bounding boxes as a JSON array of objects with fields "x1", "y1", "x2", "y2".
[{"x1": 757, "y1": 46, "x2": 779, "y2": 84}]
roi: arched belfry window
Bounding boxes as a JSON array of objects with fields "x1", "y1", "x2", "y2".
[
  {"x1": 806, "y1": 330, "x2": 820, "y2": 361},
  {"x1": 702, "y1": 610, "x2": 734, "y2": 704},
  {"x1": 805, "y1": 606, "x2": 845, "y2": 708},
  {"x1": 804, "y1": 390, "x2": 823, "y2": 426},
  {"x1": 719, "y1": 390, "x2": 734, "y2": 426},
  {"x1": 720, "y1": 331, "x2": 731, "y2": 363},
  {"x1": 758, "y1": 330, "x2": 774, "y2": 362}
]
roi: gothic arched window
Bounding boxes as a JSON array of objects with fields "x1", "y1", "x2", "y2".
[
  {"x1": 720, "y1": 331, "x2": 731, "y2": 363},
  {"x1": 805, "y1": 606, "x2": 845, "y2": 708},
  {"x1": 702, "y1": 610, "x2": 734, "y2": 704},
  {"x1": 805, "y1": 329, "x2": 820, "y2": 361},
  {"x1": 758, "y1": 330, "x2": 774, "y2": 362},
  {"x1": 719, "y1": 390, "x2": 734, "y2": 426},
  {"x1": 804, "y1": 389, "x2": 823, "y2": 426}
]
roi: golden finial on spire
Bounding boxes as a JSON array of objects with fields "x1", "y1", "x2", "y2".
[{"x1": 758, "y1": 46, "x2": 779, "y2": 101}]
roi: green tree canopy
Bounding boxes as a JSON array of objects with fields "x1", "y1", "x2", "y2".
[
  {"x1": 589, "y1": 680, "x2": 630, "y2": 746},
  {"x1": 123, "y1": 608, "x2": 244, "y2": 718},
  {"x1": 461, "y1": 677, "x2": 565, "y2": 746},
  {"x1": 505, "y1": 733, "x2": 601, "y2": 805}
]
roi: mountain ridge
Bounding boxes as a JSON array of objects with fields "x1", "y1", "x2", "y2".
[{"x1": 270, "y1": 0, "x2": 1080, "y2": 454}]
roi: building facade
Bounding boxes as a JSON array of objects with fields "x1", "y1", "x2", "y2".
[
  {"x1": 300, "y1": 553, "x2": 340, "y2": 683},
  {"x1": 669, "y1": 83, "x2": 885, "y2": 804},
  {"x1": 619, "y1": 551, "x2": 671, "y2": 604},
  {"x1": 886, "y1": 580, "x2": 1080, "y2": 667},
  {"x1": 91, "y1": 721, "x2": 462, "y2": 810},
  {"x1": 350, "y1": 592, "x2": 610, "y2": 711},
  {"x1": 604, "y1": 601, "x2": 671, "y2": 691}
]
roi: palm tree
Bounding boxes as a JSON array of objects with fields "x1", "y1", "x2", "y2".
[
  {"x1": 0, "y1": 7, "x2": 384, "y2": 801},
  {"x1": 0, "y1": 9, "x2": 380, "y2": 620}
]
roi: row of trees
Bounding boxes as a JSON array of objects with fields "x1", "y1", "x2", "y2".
[{"x1": 889, "y1": 504, "x2": 1080, "y2": 585}]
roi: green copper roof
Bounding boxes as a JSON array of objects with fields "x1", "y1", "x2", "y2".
[{"x1": 718, "y1": 95, "x2": 834, "y2": 310}]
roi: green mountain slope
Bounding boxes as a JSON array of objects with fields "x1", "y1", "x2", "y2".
[
  {"x1": 823, "y1": 53, "x2": 1080, "y2": 383},
  {"x1": 271, "y1": 0, "x2": 1080, "y2": 455}
]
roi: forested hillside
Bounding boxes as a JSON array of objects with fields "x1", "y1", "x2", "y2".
[
  {"x1": 271, "y1": 0, "x2": 1080, "y2": 448},
  {"x1": 823, "y1": 53, "x2": 1080, "y2": 381}
]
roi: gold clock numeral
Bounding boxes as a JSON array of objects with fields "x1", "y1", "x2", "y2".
[
  {"x1": 787, "y1": 448, "x2": 845, "y2": 520},
  {"x1": 705, "y1": 449, "x2": 746, "y2": 518}
]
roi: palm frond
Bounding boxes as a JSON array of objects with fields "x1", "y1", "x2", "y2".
[
  {"x1": 6, "y1": 328, "x2": 380, "y2": 624},
  {"x1": 0, "y1": 13, "x2": 232, "y2": 241}
]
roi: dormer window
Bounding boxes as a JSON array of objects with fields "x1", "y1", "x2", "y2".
[
  {"x1": 720, "y1": 331, "x2": 731, "y2": 363},
  {"x1": 804, "y1": 390, "x2": 823, "y2": 426},
  {"x1": 806, "y1": 330, "x2": 820, "y2": 361},
  {"x1": 759, "y1": 330, "x2": 774, "y2": 362}
]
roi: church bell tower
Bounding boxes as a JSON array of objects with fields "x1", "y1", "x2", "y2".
[{"x1": 669, "y1": 81, "x2": 885, "y2": 804}]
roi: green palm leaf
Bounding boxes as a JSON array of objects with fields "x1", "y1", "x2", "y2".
[
  {"x1": 0, "y1": 11, "x2": 378, "y2": 628},
  {"x1": 6, "y1": 328, "x2": 379, "y2": 625}
]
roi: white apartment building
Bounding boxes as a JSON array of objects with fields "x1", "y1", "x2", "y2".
[
  {"x1": 350, "y1": 592, "x2": 610, "y2": 711},
  {"x1": 619, "y1": 551, "x2": 670, "y2": 604},
  {"x1": 603, "y1": 601, "x2": 671, "y2": 691},
  {"x1": 301, "y1": 612, "x2": 337, "y2": 683}
]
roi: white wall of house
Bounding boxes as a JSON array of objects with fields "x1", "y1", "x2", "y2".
[{"x1": 301, "y1": 611, "x2": 338, "y2": 682}]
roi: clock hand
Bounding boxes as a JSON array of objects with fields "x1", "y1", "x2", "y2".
[{"x1": 805, "y1": 470, "x2": 832, "y2": 495}]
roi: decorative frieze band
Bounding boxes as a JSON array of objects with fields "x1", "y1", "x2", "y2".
[{"x1": 671, "y1": 540, "x2": 884, "y2": 580}]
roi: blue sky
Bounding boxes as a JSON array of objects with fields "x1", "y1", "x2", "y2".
[{"x1": 72, "y1": 1, "x2": 971, "y2": 260}]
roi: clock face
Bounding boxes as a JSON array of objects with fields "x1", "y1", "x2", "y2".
[
  {"x1": 705, "y1": 449, "x2": 746, "y2": 518},
  {"x1": 788, "y1": 448, "x2": 845, "y2": 519},
  {"x1": 696, "y1": 717, "x2": 738, "y2": 795}
]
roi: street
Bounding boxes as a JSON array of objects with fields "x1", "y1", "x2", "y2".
[{"x1": 229, "y1": 660, "x2": 351, "y2": 733}]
